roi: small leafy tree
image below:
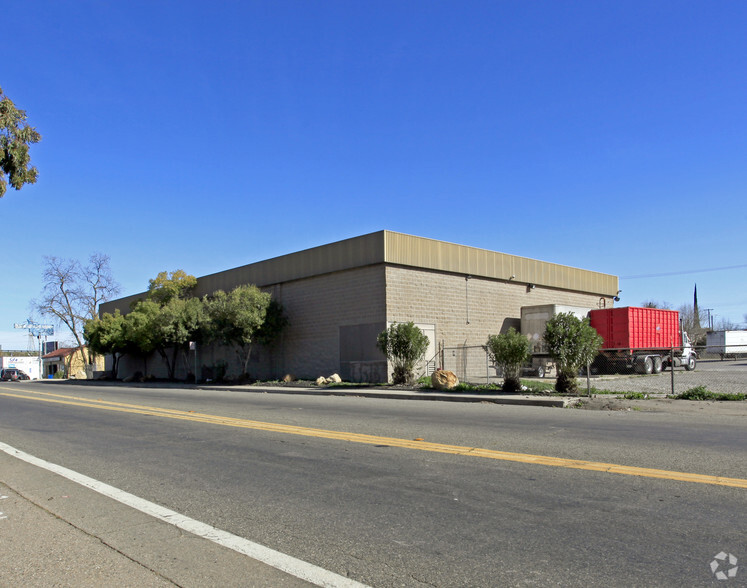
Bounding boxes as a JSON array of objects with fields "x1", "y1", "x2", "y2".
[
  {"x1": 152, "y1": 297, "x2": 206, "y2": 379},
  {"x1": 486, "y1": 328, "x2": 530, "y2": 393},
  {"x1": 84, "y1": 310, "x2": 127, "y2": 378},
  {"x1": 544, "y1": 312, "x2": 603, "y2": 394},
  {"x1": 1, "y1": 86, "x2": 41, "y2": 197},
  {"x1": 140, "y1": 271, "x2": 205, "y2": 379},
  {"x1": 255, "y1": 299, "x2": 289, "y2": 348},
  {"x1": 376, "y1": 322, "x2": 429, "y2": 385},
  {"x1": 205, "y1": 285, "x2": 274, "y2": 377},
  {"x1": 122, "y1": 300, "x2": 161, "y2": 375}
]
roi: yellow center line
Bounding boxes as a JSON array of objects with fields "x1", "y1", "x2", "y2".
[{"x1": 1, "y1": 388, "x2": 746, "y2": 489}]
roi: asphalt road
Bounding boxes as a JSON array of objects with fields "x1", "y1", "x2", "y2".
[{"x1": 0, "y1": 381, "x2": 745, "y2": 587}]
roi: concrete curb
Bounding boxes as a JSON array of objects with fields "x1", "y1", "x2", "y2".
[
  {"x1": 32, "y1": 379, "x2": 579, "y2": 408},
  {"x1": 195, "y1": 384, "x2": 578, "y2": 408}
]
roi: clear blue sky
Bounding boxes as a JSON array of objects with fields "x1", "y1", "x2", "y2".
[{"x1": 2, "y1": 0, "x2": 746, "y2": 349}]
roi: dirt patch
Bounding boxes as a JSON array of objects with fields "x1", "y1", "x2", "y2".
[{"x1": 579, "y1": 396, "x2": 747, "y2": 415}]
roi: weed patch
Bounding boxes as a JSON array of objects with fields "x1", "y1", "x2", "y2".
[
  {"x1": 676, "y1": 386, "x2": 746, "y2": 401},
  {"x1": 620, "y1": 392, "x2": 648, "y2": 400}
]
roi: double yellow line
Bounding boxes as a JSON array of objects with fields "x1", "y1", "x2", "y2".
[{"x1": 1, "y1": 387, "x2": 746, "y2": 489}]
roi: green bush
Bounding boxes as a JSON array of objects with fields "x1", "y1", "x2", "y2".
[
  {"x1": 544, "y1": 313, "x2": 603, "y2": 395},
  {"x1": 377, "y1": 322, "x2": 430, "y2": 385},
  {"x1": 486, "y1": 328, "x2": 530, "y2": 393}
]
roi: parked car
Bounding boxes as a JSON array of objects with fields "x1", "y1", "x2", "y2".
[{"x1": 0, "y1": 368, "x2": 31, "y2": 381}]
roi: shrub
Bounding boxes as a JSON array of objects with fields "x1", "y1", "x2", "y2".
[
  {"x1": 544, "y1": 313, "x2": 603, "y2": 395},
  {"x1": 486, "y1": 328, "x2": 530, "y2": 393},
  {"x1": 377, "y1": 322, "x2": 430, "y2": 385}
]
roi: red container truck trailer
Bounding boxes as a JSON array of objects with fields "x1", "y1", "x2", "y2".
[{"x1": 588, "y1": 307, "x2": 697, "y2": 373}]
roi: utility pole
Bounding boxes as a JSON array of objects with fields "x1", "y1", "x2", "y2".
[
  {"x1": 14, "y1": 320, "x2": 54, "y2": 379},
  {"x1": 702, "y1": 309, "x2": 714, "y2": 331}
]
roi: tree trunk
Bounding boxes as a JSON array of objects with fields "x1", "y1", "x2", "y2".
[
  {"x1": 158, "y1": 349, "x2": 176, "y2": 380},
  {"x1": 242, "y1": 345, "x2": 253, "y2": 376},
  {"x1": 111, "y1": 353, "x2": 121, "y2": 379}
]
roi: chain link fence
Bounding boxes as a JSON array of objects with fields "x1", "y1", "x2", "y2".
[
  {"x1": 435, "y1": 344, "x2": 747, "y2": 396},
  {"x1": 439, "y1": 345, "x2": 496, "y2": 385}
]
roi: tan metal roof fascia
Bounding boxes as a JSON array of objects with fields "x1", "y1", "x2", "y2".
[
  {"x1": 100, "y1": 230, "x2": 618, "y2": 315},
  {"x1": 100, "y1": 231, "x2": 389, "y2": 314},
  {"x1": 382, "y1": 230, "x2": 618, "y2": 296},
  {"x1": 192, "y1": 230, "x2": 387, "y2": 296},
  {"x1": 99, "y1": 293, "x2": 147, "y2": 317}
]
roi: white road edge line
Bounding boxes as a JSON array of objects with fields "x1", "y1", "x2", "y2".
[{"x1": 0, "y1": 441, "x2": 368, "y2": 588}]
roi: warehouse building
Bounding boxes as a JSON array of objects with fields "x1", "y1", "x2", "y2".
[{"x1": 101, "y1": 231, "x2": 619, "y2": 383}]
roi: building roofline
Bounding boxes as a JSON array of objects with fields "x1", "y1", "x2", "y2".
[{"x1": 101, "y1": 230, "x2": 618, "y2": 315}]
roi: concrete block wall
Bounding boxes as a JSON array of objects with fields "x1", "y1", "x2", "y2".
[
  {"x1": 112, "y1": 265, "x2": 388, "y2": 382},
  {"x1": 111, "y1": 263, "x2": 611, "y2": 383},
  {"x1": 385, "y1": 265, "x2": 612, "y2": 355},
  {"x1": 268, "y1": 264, "x2": 387, "y2": 380}
]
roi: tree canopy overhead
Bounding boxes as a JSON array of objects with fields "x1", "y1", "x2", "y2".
[
  {"x1": 0, "y1": 86, "x2": 41, "y2": 197},
  {"x1": 85, "y1": 271, "x2": 288, "y2": 382},
  {"x1": 148, "y1": 270, "x2": 198, "y2": 304}
]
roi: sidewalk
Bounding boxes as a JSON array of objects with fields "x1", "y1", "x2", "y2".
[{"x1": 0, "y1": 450, "x2": 312, "y2": 588}]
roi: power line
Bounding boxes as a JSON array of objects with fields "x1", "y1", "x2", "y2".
[{"x1": 620, "y1": 264, "x2": 747, "y2": 280}]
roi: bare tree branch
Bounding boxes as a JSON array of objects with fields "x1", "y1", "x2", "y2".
[{"x1": 34, "y1": 254, "x2": 120, "y2": 370}]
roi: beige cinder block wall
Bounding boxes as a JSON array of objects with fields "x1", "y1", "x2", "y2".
[
  {"x1": 266, "y1": 264, "x2": 387, "y2": 381},
  {"x1": 385, "y1": 265, "x2": 612, "y2": 377},
  {"x1": 115, "y1": 264, "x2": 388, "y2": 381}
]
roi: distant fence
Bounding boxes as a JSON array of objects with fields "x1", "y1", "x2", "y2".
[
  {"x1": 437, "y1": 345, "x2": 496, "y2": 385},
  {"x1": 432, "y1": 344, "x2": 747, "y2": 397}
]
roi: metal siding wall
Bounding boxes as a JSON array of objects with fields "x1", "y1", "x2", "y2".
[
  {"x1": 193, "y1": 231, "x2": 386, "y2": 297},
  {"x1": 384, "y1": 231, "x2": 617, "y2": 296},
  {"x1": 102, "y1": 230, "x2": 618, "y2": 317}
]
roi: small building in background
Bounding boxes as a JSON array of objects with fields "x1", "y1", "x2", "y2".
[
  {"x1": 42, "y1": 346, "x2": 104, "y2": 379},
  {"x1": 0, "y1": 352, "x2": 41, "y2": 380}
]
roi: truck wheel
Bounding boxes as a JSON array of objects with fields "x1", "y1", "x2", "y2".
[
  {"x1": 634, "y1": 356, "x2": 653, "y2": 374},
  {"x1": 652, "y1": 356, "x2": 663, "y2": 373},
  {"x1": 685, "y1": 356, "x2": 696, "y2": 371},
  {"x1": 536, "y1": 365, "x2": 545, "y2": 378}
]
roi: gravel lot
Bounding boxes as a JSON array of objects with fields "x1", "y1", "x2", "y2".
[{"x1": 583, "y1": 358, "x2": 747, "y2": 396}]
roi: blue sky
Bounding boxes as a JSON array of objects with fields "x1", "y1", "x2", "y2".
[{"x1": 2, "y1": 0, "x2": 746, "y2": 349}]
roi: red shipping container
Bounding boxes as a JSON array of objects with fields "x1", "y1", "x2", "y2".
[{"x1": 589, "y1": 307, "x2": 682, "y2": 350}]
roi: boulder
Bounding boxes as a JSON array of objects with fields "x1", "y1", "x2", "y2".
[
  {"x1": 431, "y1": 369, "x2": 459, "y2": 390},
  {"x1": 315, "y1": 376, "x2": 328, "y2": 386},
  {"x1": 282, "y1": 374, "x2": 297, "y2": 383},
  {"x1": 328, "y1": 373, "x2": 342, "y2": 383}
]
